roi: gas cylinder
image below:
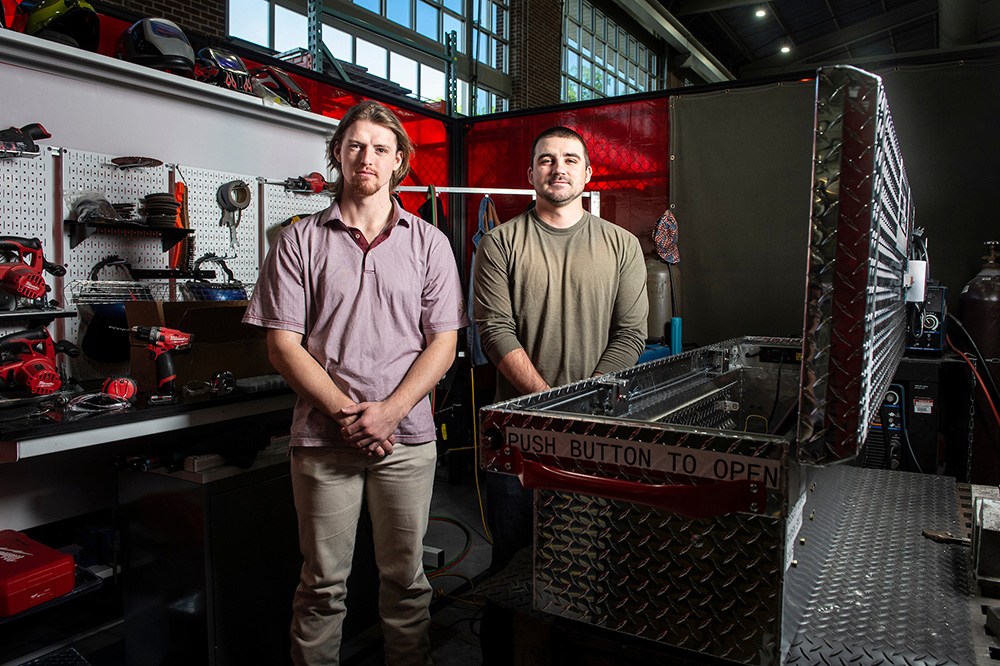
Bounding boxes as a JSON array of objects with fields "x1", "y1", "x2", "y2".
[
  {"x1": 959, "y1": 241, "x2": 1000, "y2": 362},
  {"x1": 645, "y1": 257, "x2": 680, "y2": 343},
  {"x1": 959, "y1": 240, "x2": 1000, "y2": 485}
]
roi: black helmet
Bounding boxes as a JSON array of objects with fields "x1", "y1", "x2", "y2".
[
  {"x1": 16, "y1": 0, "x2": 100, "y2": 51},
  {"x1": 249, "y1": 65, "x2": 311, "y2": 111},
  {"x1": 195, "y1": 47, "x2": 254, "y2": 95},
  {"x1": 115, "y1": 18, "x2": 194, "y2": 74}
]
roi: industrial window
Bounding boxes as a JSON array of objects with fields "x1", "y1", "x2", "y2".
[
  {"x1": 227, "y1": 0, "x2": 508, "y2": 115},
  {"x1": 561, "y1": 0, "x2": 659, "y2": 102}
]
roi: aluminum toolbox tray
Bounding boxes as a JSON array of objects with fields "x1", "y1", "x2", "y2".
[{"x1": 477, "y1": 66, "x2": 942, "y2": 665}]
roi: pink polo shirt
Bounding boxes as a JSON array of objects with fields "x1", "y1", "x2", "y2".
[{"x1": 244, "y1": 199, "x2": 468, "y2": 446}]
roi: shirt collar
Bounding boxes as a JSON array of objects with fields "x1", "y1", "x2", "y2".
[{"x1": 322, "y1": 197, "x2": 411, "y2": 231}]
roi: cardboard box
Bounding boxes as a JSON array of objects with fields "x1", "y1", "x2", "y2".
[
  {"x1": 125, "y1": 301, "x2": 274, "y2": 394},
  {"x1": 0, "y1": 530, "x2": 75, "y2": 616}
]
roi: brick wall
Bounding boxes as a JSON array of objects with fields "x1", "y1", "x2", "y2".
[
  {"x1": 509, "y1": 0, "x2": 562, "y2": 110},
  {"x1": 100, "y1": 0, "x2": 226, "y2": 39}
]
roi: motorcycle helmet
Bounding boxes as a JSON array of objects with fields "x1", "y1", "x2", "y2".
[
  {"x1": 195, "y1": 47, "x2": 254, "y2": 95},
  {"x1": 115, "y1": 18, "x2": 194, "y2": 74},
  {"x1": 249, "y1": 65, "x2": 311, "y2": 111},
  {"x1": 15, "y1": 0, "x2": 100, "y2": 51}
]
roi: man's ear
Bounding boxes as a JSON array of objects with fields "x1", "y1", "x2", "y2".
[
  {"x1": 527, "y1": 166, "x2": 533, "y2": 186},
  {"x1": 584, "y1": 164, "x2": 593, "y2": 185}
]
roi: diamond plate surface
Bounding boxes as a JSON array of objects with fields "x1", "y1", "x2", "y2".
[
  {"x1": 799, "y1": 67, "x2": 911, "y2": 465},
  {"x1": 534, "y1": 491, "x2": 784, "y2": 664},
  {"x1": 787, "y1": 467, "x2": 974, "y2": 666}
]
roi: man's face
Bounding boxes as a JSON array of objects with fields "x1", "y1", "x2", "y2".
[
  {"x1": 335, "y1": 119, "x2": 402, "y2": 198},
  {"x1": 528, "y1": 136, "x2": 593, "y2": 206}
]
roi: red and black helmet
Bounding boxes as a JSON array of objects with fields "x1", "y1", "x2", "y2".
[{"x1": 249, "y1": 65, "x2": 310, "y2": 111}]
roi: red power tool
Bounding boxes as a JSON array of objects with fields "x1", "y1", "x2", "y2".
[
  {"x1": 265, "y1": 172, "x2": 330, "y2": 194},
  {"x1": 0, "y1": 327, "x2": 80, "y2": 395},
  {"x1": 0, "y1": 236, "x2": 66, "y2": 301},
  {"x1": 130, "y1": 326, "x2": 193, "y2": 397},
  {"x1": 0, "y1": 123, "x2": 50, "y2": 155}
]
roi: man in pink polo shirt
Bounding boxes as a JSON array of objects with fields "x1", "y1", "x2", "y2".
[{"x1": 244, "y1": 100, "x2": 467, "y2": 665}]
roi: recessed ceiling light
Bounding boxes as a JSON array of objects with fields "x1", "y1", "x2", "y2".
[
  {"x1": 756, "y1": 9, "x2": 766, "y2": 18},
  {"x1": 781, "y1": 45, "x2": 791, "y2": 53}
]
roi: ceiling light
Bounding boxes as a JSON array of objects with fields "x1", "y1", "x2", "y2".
[
  {"x1": 780, "y1": 44, "x2": 791, "y2": 54},
  {"x1": 755, "y1": 8, "x2": 766, "y2": 18}
]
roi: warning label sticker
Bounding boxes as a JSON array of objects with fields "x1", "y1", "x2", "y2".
[{"x1": 506, "y1": 427, "x2": 782, "y2": 489}]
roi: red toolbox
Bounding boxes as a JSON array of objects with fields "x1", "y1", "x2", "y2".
[{"x1": 0, "y1": 529, "x2": 75, "y2": 617}]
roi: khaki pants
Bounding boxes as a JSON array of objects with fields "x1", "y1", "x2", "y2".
[{"x1": 289, "y1": 443, "x2": 437, "y2": 666}]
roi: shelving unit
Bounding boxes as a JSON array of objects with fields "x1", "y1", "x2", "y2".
[{"x1": 64, "y1": 220, "x2": 194, "y2": 252}]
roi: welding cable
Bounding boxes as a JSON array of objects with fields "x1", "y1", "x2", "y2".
[
  {"x1": 947, "y1": 334, "x2": 1000, "y2": 431},
  {"x1": 470, "y1": 365, "x2": 493, "y2": 544},
  {"x1": 425, "y1": 515, "x2": 472, "y2": 575},
  {"x1": 947, "y1": 313, "x2": 1000, "y2": 407}
]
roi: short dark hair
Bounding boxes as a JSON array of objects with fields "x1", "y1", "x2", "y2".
[
  {"x1": 327, "y1": 100, "x2": 415, "y2": 198},
  {"x1": 530, "y1": 126, "x2": 590, "y2": 168}
]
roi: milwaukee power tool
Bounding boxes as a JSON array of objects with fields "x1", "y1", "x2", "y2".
[
  {"x1": 264, "y1": 172, "x2": 330, "y2": 194},
  {"x1": 0, "y1": 123, "x2": 51, "y2": 154},
  {"x1": 0, "y1": 236, "x2": 66, "y2": 302},
  {"x1": 131, "y1": 326, "x2": 193, "y2": 400},
  {"x1": 0, "y1": 327, "x2": 80, "y2": 395}
]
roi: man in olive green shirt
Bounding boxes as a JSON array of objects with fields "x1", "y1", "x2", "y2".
[{"x1": 472, "y1": 126, "x2": 648, "y2": 571}]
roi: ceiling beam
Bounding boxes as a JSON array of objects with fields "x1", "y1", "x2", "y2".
[
  {"x1": 670, "y1": 0, "x2": 763, "y2": 15},
  {"x1": 742, "y1": 0, "x2": 938, "y2": 73}
]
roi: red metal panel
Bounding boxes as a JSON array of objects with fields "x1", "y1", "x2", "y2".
[{"x1": 466, "y1": 98, "x2": 669, "y2": 254}]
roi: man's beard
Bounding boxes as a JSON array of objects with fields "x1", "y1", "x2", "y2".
[
  {"x1": 349, "y1": 172, "x2": 385, "y2": 196},
  {"x1": 539, "y1": 179, "x2": 582, "y2": 205}
]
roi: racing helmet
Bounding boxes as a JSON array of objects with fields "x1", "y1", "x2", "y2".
[
  {"x1": 195, "y1": 47, "x2": 254, "y2": 95},
  {"x1": 16, "y1": 0, "x2": 100, "y2": 51},
  {"x1": 249, "y1": 65, "x2": 311, "y2": 111},
  {"x1": 115, "y1": 17, "x2": 194, "y2": 74}
]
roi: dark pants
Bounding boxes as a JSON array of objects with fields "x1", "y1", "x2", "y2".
[
  {"x1": 482, "y1": 471, "x2": 534, "y2": 665},
  {"x1": 485, "y1": 470, "x2": 533, "y2": 572}
]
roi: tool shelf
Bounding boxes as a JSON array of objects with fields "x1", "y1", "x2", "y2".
[{"x1": 64, "y1": 220, "x2": 194, "y2": 251}]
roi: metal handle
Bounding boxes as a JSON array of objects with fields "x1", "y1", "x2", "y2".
[{"x1": 511, "y1": 449, "x2": 766, "y2": 518}]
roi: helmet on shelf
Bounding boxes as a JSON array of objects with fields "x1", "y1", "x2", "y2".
[
  {"x1": 249, "y1": 65, "x2": 311, "y2": 111},
  {"x1": 195, "y1": 47, "x2": 254, "y2": 95},
  {"x1": 15, "y1": 0, "x2": 100, "y2": 51},
  {"x1": 115, "y1": 17, "x2": 195, "y2": 74}
]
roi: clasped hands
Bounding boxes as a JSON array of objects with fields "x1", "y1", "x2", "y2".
[{"x1": 337, "y1": 400, "x2": 406, "y2": 457}]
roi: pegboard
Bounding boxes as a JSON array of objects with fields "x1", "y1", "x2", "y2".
[
  {"x1": 175, "y1": 165, "x2": 259, "y2": 284},
  {"x1": 261, "y1": 183, "x2": 332, "y2": 255},
  {"x1": 0, "y1": 151, "x2": 58, "y2": 340},
  {"x1": 0, "y1": 150, "x2": 53, "y2": 241},
  {"x1": 61, "y1": 147, "x2": 170, "y2": 284}
]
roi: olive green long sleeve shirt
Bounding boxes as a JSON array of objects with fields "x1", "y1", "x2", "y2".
[{"x1": 472, "y1": 209, "x2": 648, "y2": 402}]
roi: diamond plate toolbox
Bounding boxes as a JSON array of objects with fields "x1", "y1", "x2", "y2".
[{"x1": 478, "y1": 66, "x2": 922, "y2": 665}]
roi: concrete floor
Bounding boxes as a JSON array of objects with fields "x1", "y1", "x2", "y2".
[
  {"x1": 342, "y1": 461, "x2": 493, "y2": 666},
  {"x1": 43, "y1": 456, "x2": 494, "y2": 666}
]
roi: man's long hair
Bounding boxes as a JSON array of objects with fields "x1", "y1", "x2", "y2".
[{"x1": 327, "y1": 100, "x2": 415, "y2": 198}]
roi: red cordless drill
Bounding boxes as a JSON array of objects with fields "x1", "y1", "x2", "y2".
[
  {"x1": 0, "y1": 327, "x2": 80, "y2": 395},
  {"x1": 130, "y1": 326, "x2": 193, "y2": 396},
  {"x1": 0, "y1": 236, "x2": 66, "y2": 301}
]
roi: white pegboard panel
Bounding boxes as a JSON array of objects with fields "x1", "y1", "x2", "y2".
[
  {"x1": 261, "y1": 183, "x2": 332, "y2": 256},
  {"x1": 0, "y1": 150, "x2": 53, "y2": 241},
  {"x1": 176, "y1": 165, "x2": 259, "y2": 284},
  {"x1": 61, "y1": 147, "x2": 170, "y2": 284}
]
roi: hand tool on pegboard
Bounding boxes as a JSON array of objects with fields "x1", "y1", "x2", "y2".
[
  {"x1": 170, "y1": 182, "x2": 191, "y2": 269},
  {"x1": 261, "y1": 172, "x2": 331, "y2": 194},
  {"x1": 0, "y1": 123, "x2": 50, "y2": 155},
  {"x1": 217, "y1": 180, "x2": 251, "y2": 251}
]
